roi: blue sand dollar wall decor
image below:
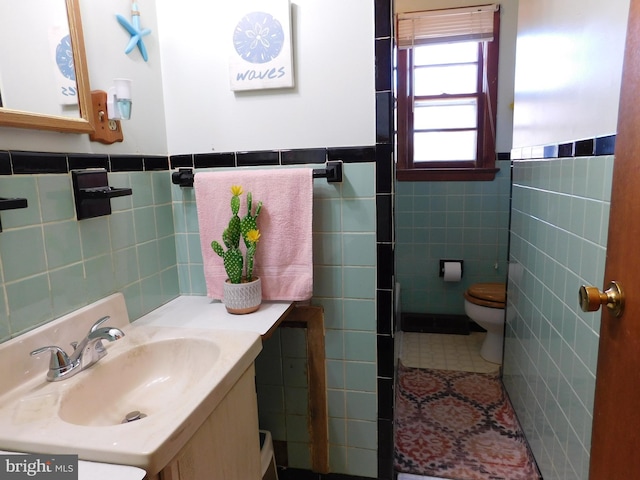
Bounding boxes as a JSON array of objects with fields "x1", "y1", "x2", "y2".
[
  {"x1": 234, "y1": 12, "x2": 285, "y2": 64},
  {"x1": 229, "y1": 0, "x2": 294, "y2": 91},
  {"x1": 55, "y1": 35, "x2": 75, "y2": 82},
  {"x1": 49, "y1": 26, "x2": 77, "y2": 105}
]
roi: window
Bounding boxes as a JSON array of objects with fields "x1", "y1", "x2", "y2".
[{"x1": 396, "y1": 5, "x2": 501, "y2": 181}]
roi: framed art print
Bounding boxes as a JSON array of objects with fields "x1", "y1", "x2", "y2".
[
  {"x1": 49, "y1": 26, "x2": 77, "y2": 105},
  {"x1": 229, "y1": 0, "x2": 294, "y2": 91}
]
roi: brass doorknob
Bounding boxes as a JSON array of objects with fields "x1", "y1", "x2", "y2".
[{"x1": 579, "y1": 281, "x2": 625, "y2": 317}]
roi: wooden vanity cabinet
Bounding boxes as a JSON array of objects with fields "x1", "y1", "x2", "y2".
[{"x1": 147, "y1": 365, "x2": 261, "y2": 480}]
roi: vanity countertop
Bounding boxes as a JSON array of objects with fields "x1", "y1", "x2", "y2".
[{"x1": 133, "y1": 296, "x2": 294, "y2": 336}]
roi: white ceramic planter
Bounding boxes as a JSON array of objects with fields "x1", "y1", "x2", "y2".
[{"x1": 223, "y1": 277, "x2": 262, "y2": 314}]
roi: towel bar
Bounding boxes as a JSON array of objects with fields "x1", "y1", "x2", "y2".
[
  {"x1": 171, "y1": 161, "x2": 343, "y2": 187},
  {"x1": 171, "y1": 168, "x2": 195, "y2": 187},
  {"x1": 312, "y1": 161, "x2": 343, "y2": 183}
]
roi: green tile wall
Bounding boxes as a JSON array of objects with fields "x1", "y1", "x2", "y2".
[
  {"x1": 504, "y1": 155, "x2": 613, "y2": 479},
  {"x1": 173, "y1": 163, "x2": 378, "y2": 478},
  {"x1": 395, "y1": 159, "x2": 511, "y2": 315},
  {"x1": 0, "y1": 171, "x2": 180, "y2": 342}
]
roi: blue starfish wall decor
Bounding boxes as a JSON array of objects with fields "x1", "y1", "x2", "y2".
[{"x1": 116, "y1": 1, "x2": 151, "y2": 61}]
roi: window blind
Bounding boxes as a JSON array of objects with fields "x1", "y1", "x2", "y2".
[{"x1": 396, "y1": 4, "x2": 498, "y2": 49}]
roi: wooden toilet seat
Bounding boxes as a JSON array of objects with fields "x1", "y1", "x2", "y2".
[{"x1": 464, "y1": 282, "x2": 506, "y2": 309}]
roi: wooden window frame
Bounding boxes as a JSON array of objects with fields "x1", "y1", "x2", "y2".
[{"x1": 396, "y1": 10, "x2": 501, "y2": 182}]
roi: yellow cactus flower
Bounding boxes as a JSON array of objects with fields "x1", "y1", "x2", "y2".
[
  {"x1": 230, "y1": 185, "x2": 243, "y2": 196},
  {"x1": 246, "y1": 229, "x2": 261, "y2": 244}
]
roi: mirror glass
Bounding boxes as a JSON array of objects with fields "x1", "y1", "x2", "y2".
[
  {"x1": 0, "y1": 0, "x2": 94, "y2": 134},
  {"x1": 0, "y1": 0, "x2": 80, "y2": 117}
]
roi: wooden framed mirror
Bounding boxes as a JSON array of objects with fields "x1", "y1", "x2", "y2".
[{"x1": 0, "y1": 0, "x2": 95, "y2": 134}]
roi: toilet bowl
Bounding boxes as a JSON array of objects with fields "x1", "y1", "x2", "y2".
[{"x1": 464, "y1": 282, "x2": 506, "y2": 364}]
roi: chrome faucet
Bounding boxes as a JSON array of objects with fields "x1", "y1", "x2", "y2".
[{"x1": 30, "y1": 316, "x2": 125, "y2": 382}]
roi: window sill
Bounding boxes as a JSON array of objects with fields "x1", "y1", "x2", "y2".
[{"x1": 396, "y1": 167, "x2": 500, "y2": 182}]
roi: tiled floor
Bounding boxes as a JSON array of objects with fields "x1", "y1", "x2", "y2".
[{"x1": 399, "y1": 331, "x2": 500, "y2": 374}]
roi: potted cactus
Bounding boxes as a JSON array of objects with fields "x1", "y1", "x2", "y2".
[{"x1": 211, "y1": 185, "x2": 263, "y2": 314}]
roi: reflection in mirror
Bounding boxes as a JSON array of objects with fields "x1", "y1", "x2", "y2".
[
  {"x1": 0, "y1": 0, "x2": 94, "y2": 134},
  {"x1": 0, "y1": 0, "x2": 81, "y2": 118}
]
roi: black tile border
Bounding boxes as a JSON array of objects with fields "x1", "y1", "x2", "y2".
[
  {"x1": 375, "y1": 0, "x2": 392, "y2": 38},
  {"x1": 575, "y1": 138, "x2": 595, "y2": 157},
  {"x1": 377, "y1": 243, "x2": 393, "y2": 291},
  {"x1": 512, "y1": 134, "x2": 616, "y2": 160},
  {"x1": 375, "y1": 38, "x2": 393, "y2": 92},
  {"x1": 376, "y1": 289, "x2": 392, "y2": 335},
  {"x1": 376, "y1": 92, "x2": 393, "y2": 144},
  {"x1": 169, "y1": 154, "x2": 193, "y2": 168},
  {"x1": 144, "y1": 156, "x2": 170, "y2": 171},
  {"x1": 328, "y1": 146, "x2": 376, "y2": 163},
  {"x1": 375, "y1": 1, "x2": 395, "y2": 479},
  {"x1": 68, "y1": 154, "x2": 109, "y2": 171},
  {"x1": 596, "y1": 134, "x2": 616, "y2": 155},
  {"x1": 282, "y1": 148, "x2": 327, "y2": 165},
  {"x1": 0, "y1": 151, "x2": 12, "y2": 175},
  {"x1": 11, "y1": 151, "x2": 68, "y2": 174},
  {"x1": 377, "y1": 334, "x2": 394, "y2": 378},
  {"x1": 378, "y1": 378, "x2": 394, "y2": 420},
  {"x1": 0, "y1": 145, "x2": 385, "y2": 176},
  {"x1": 194, "y1": 152, "x2": 235, "y2": 168},
  {"x1": 111, "y1": 155, "x2": 144, "y2": 172},
  {"x1": 237, "y1": 150, "x2": 280, "y2": 167},
  {"x1": 376, "y1": 143, "x2": 393, "y2": 194},
  {"x1": 376, "y1": 195, "x2": 392, "y2": 243},
  {"x1": 378, "y1": 417, "x2": 394, "y2": 480}
]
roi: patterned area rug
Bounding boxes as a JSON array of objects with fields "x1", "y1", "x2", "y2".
[{"x1": 394, "y1": 363, "x2": 541, "y2": 480}]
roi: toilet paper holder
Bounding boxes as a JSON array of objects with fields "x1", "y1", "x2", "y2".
[{"x1": 439, "y1": 259, "x2": 464, "y2": 278}]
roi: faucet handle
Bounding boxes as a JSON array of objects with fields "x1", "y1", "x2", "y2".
[
  {"x1": 90, "y1": 316, "x2": 111, "y2": 333},
  {"x1": 30, "y1": 345, "x2": 71, "y2": 371}
]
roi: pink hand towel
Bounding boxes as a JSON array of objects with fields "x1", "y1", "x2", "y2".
[{"x1": 194, "y1": 168, "x2": 313, "y2": 301}]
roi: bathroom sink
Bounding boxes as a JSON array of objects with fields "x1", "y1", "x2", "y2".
[
  {"x1": 58, "y1": 338, "x2": 221, "y2": 427},
  {"x1": 0, "y1": 293, "x2": 262, "y2": 475}
]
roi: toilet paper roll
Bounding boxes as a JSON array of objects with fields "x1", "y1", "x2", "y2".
[{"x1": 443, "y1": 261, "x2": 462, "y2": 282}]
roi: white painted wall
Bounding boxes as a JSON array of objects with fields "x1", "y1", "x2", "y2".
[
  {"x1": 156, "y1": 0, "x2": 376, "y2": 155},
  {"x1": 0, "y1": 1, "x2": 375, "y2": 157},
  {"x1": 512, "y1": 0, "x2": 630, "y2": 147},
  {"x1": 395, "y1": 0, "x2": 519, "y2": 154},
  {"x1": 0, "y1": 0, "x2": 167, "y2": 155},
  {"x1": 80, "y1": 0, "x2": 168, "y2": 155}
]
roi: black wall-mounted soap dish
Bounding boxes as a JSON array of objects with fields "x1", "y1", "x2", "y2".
[
  {"x1": 0, "y1": 197, "x2": 28, "y2": 210},
  {"x1": 0, "y1": 197, "x2": 28, "y2": 232},
  {"x1": 72, "y1": 169, "x2": 132, "y2": 220}
]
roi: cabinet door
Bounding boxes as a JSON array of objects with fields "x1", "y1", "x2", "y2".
[{"x1": 161, "y1": 365, "x2": 261, "y2": 480}]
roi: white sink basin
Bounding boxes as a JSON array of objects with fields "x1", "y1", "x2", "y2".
[
  {"x1": 0, "y1": 294, "x2": 262, "y2": 475},
  {"x1": 58, "y1": 337, "x2": 221, "y2": 427}
]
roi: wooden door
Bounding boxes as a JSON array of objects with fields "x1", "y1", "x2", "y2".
[{"x1": 589, "y1": 0, "x2": 640, "y2": 476}]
